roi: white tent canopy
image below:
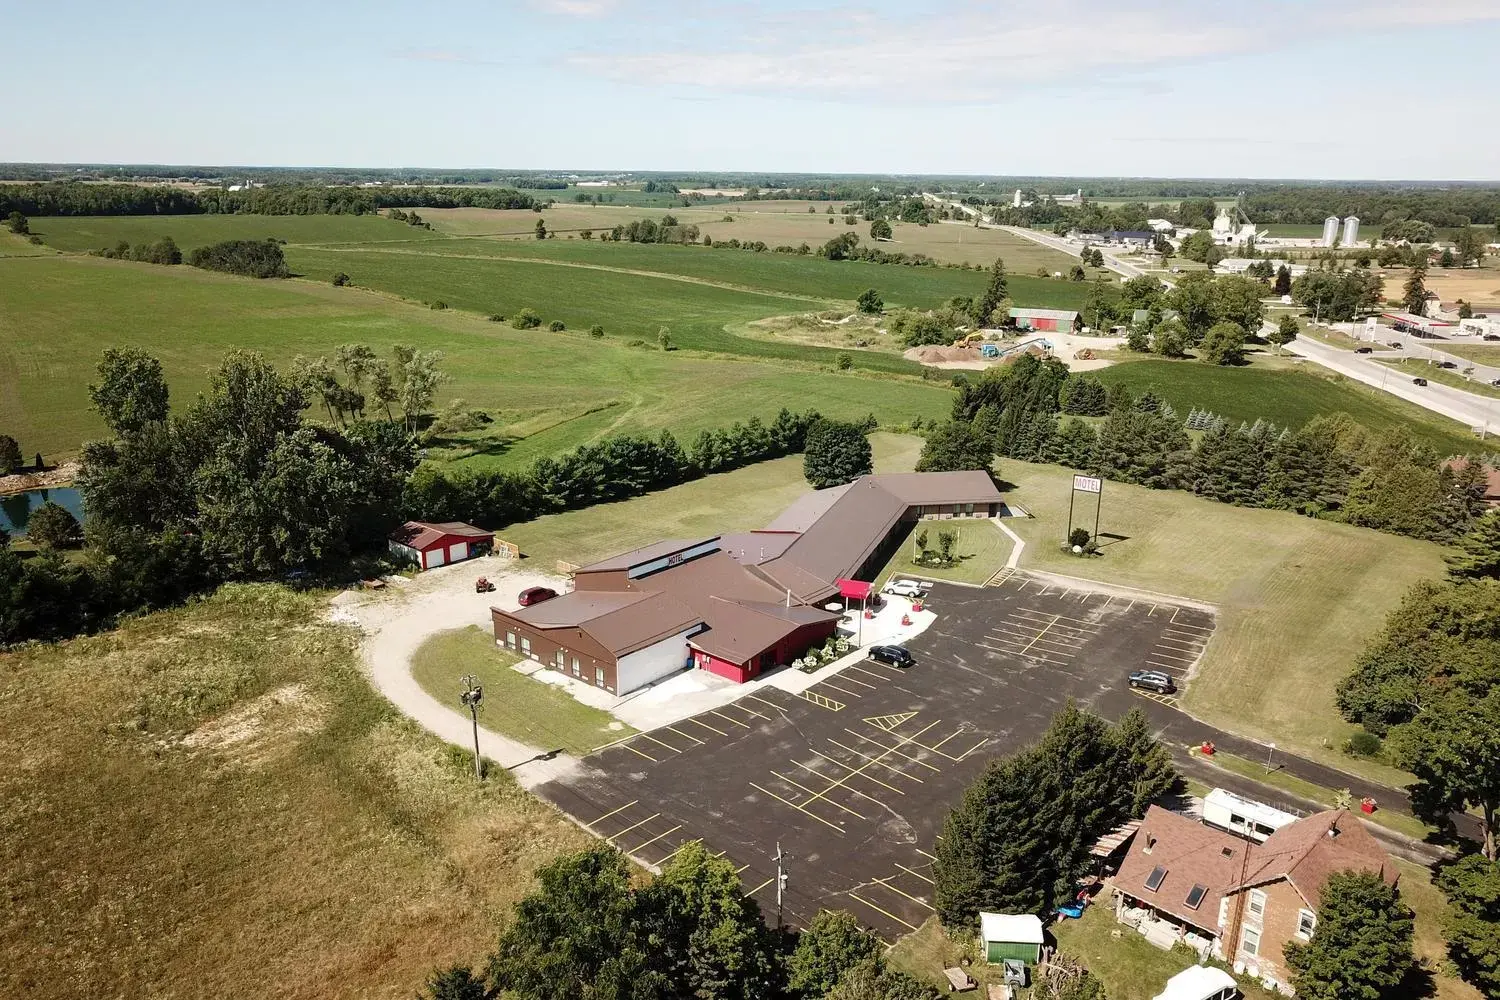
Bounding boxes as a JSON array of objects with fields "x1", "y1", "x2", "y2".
[{"x1": 1152, "y1": 965, "x2": 1238, "y2": 1000}]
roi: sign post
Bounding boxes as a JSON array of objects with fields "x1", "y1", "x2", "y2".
[{"x1": 1066, "y1": 474, "x2": 1103, "y2": 546}]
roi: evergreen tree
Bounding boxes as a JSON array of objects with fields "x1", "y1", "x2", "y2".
[
  {"x1": 803, "y1": 419, "x2": 872, "y2": 488},
  {"x1": 1105, "y1": 381, "x2": 1133, "y2": 413},
  {"x1": 1283, "y1": 870, "x2": 1414, "y2": 1000},
  {"x1": 1059, "y1": 374, "x2": 1107, "y2": 416},
  {"x1": 975, "y1": 257, "x2": 1009, "y2": 327},
  {"x1": 1049, "y1": 418, "x2": 1099, "y2": 471},
  {"x1": 1273, "y1": 264, "x2": 1293, "y2": 296},
  {"x1": 1114, "y1": 707, "x2": 1179, "y2": 815},
  {"x1": 1449, "y1": 508, "x2": 1500, "y2": 581},
  {"x1": 1097, "y1": 409, "x2": 1190, "y2": 489},
  {"x1": 419, "y1": 965, "x2": 492, "y2": 1000},
  {"x1": 0, "y1": 434, "x2": 20, "y2": 475},
  {"x1": 1402, "y1": 266, "x2": 1428, "y2": 315}
]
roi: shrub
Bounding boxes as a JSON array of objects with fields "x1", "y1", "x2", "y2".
[
  {"x1": 430, "y1": 300, "x2": 448, "y2": 310},
  {"x1": 487, "y1": 313, "x2": 505, "y2": 322},
  {"x1": 187, "y1": 239, "x2": 288, "y2": 278},
  {"x1": 26, "y1": 501, "x2": 82, "y2": 550},
  {"x1": 588, "y1": 325, "x2": 605, "y2": 338},
  {"x1": 837, "y1": 353, "x2": 853, "y2": 371},
  {"x1": 627, "y1": 338, "x2": 647, "y2": 347},
  {"x1": 548, "y1": 320, "x2": 565, "y2": 332},
  {"x1": 657, "y1": 327, "x2": 673, "y2": 351},
  {"x1": 0, "y1": 434, "x2": 21, "y2": 474},
  {"x1": 331, "y1": 271, "x2": 351, "y2": 287},
  {"x1": 1068, "y1": 527, "x2": 1091, "y2": 548},
  {"x1": 1345, "y1": 730, "x2": 1383, "y2": 758},
  {"x1": 511, "y1": 308, "x2": 542, "y2": 330}
]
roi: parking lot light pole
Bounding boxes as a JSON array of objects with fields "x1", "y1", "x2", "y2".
[
  {"x1": 774, "y1": 842, "x2": 790, "y2": 928},
  {"x1": 460, "y1": 674, "x2": 483, "y2": 781}
]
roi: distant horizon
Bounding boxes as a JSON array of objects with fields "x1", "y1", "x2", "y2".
[{"x1": 5, "y1": 163, "x2": 1500, "y2": 187}]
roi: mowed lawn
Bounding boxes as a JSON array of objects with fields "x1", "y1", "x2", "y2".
[
  {"x1": 1002, "y1": 460, "x2": 1447, "y2": 780},
  {"x1": 501, "y1": 431, "x2": 924, "y2": 568},
  {"x1": 1094, "y1": 359, "x2": 1480, "y2": 455},
  {"x1": 0, "y1": 585, "x2": 589, "y2": 1000},
  {"x1": 0, "y1": 257, "x2": 952, "y2": 461},
  {"x1": 874, "y1": 518, "x2": 1011, "y2": 586},
  {"x1": 31, "y1": 213, "x2": 442, "y2": 251},
  {"x1": 333, "y1": 237, "x2": 1093, "y2": 312},
  {"x1": 410, "y1": 626, "x2": 631, "y2": 754}
]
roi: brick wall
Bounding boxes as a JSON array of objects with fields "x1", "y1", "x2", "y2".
[{"x1": 1226, "y1": 879, "x2": 1313, "y2": 990}]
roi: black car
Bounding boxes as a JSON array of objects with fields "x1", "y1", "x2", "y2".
[
  {"x1": 868, "y1": 644, "x2": 914, "y2": 668},
  {"x1": 1354, "y1": 346, "x2": 1373, "y2": 354},
  {"x1": 1413, "y1": 377, "x2": 1428, "y2": 386},
  {"x1": 1128, "y1": 670, "x2": 1176, "y2": 694},
  {"x1": 1437, "y1": 361, "x2": 1458, "y2": 369}
]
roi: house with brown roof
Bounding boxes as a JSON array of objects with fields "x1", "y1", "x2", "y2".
[
  {"x1": 1443, "y1": 457, "x2": 1500, "y2": 506},
  {"x1": 490, "y1": 471, "x2": 1005, "y2": 696},
  {"x1": 1109, "y1": 804, "x2": 1397, "y2": 993}
]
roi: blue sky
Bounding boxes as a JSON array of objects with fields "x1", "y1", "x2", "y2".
[{"x1": 6, "y1": 0, "x2": 1499, "y2": 179}]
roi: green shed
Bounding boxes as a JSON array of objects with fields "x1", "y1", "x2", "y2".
[{"x1": 980, "y1": 912, "x2": 1044, "y2": 964}]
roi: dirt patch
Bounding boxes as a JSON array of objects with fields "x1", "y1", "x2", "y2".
[
  {"x1": 1383, "y1": 269, "x2": 1500, "y2": 309},
  {"x1": 0, "y1": 461, "x2": 79, "y2": 496},
  {"x1": 178, "y1": 682, "x2": 329, "y2": 765}
]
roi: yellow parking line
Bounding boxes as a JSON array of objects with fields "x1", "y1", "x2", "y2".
[
  {"x1": 1015, "y1": 608, "x2": 1102, "y2": 629},
  {"x1": 638, "y1": 732, "x2": 684, "y2": 753},
  {"x1": 846, "y1": 892, "x2": 918, "y2": 931},
  {"x1": 897, "y1": 863, "x2": 935, "y2": 884},
  {"x1": 845, "y1": 664, "x2": 886, "y2": 681},
  {"x1": 685, "y1": 716, "x2": 729, "y2": 736},
  {"x1": 1150, "y1": 649, "x2": 1197, "y2": 662},
  {"x1": 1101, "y1": 596, "x2": 1114, "y2": 609},
  {"x1": 710, "y1": 710, "x2": 750, "y2": 729},
  {"x1": 1155, "y1": 636, "x2": 1206, "y2": 649},
  {"x1": 587, "y1": 800, "x2": 640, "y2": 828},
  {"x1": 749, "y1": 781, "x2": 845, "y2": 833},
  {"x1": 987, "y1": 628, "x2": 1082, "y2": 650},
  {"x1": 844, "y1": 730, "x2": 943, "y2": 771},
  {"x1": 826, "y1": 739, "x2": 926, "y2": 782},
  {"x1": 621, "y1": 742, "x2": 659, "y2": 762},
  {"x1": 745, "y1": 693, "x2": 784, "y2": 713},
  {"x1": 608, "y1": 812, "x2": 661, "y2": 844},
  {"x1": 772, "y1": 771, "x2": 870, "y2": 817},
  {"x1": 748, "y1": 876, "x2": 776, "y2": 894},
  {"x1": 916, "y1": 848, "x2": 938, "y2": 860},
  {"x1": 736, "y1": 863, "x2": 751, "y2": 874},
  {"x1": 802, "y1": 754, "x2": 906, "y2": 796},
  {"x1": 626, "y1": 824, "x2": 683, "y2": 855},
  {"x1": 975, "y1": 641, "x2": 1075, "y2": 665},
  {"x1": 876, "y1": 878, "x2": 935, "y2": 910},
  {"x1": 667, "y1": 726, "x2": 705, "y2": 745}
]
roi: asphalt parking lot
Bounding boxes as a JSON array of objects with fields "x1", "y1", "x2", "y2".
[{"x1": 533, "y1": 571, "x2": 1217, "y2": 939}]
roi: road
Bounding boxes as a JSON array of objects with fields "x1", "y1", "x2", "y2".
[{"x1": 1285, "y1": 334, "x2": 1500, "y2": 434}]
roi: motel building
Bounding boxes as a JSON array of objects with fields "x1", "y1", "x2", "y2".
[{"x1": 491, "y1": 471, "x2": 1006, "y2": 696}]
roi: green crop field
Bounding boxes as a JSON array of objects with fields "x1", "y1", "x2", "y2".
[
  {"x1": 30, "y1": 213, "x2": 441, "y2": 252},
  {"x1": 1003, "y1": 460, "x2": 1446, "y2": 786},
  {"x1": 298, "y1": 238, "x2": 1092, "y2": 312},
  {"x1": 1093, "y1": 359, "x2": 1480, "y2": 455},
  {"x1": 0, "y1": 257, "x2": 952, "y2": 463}
]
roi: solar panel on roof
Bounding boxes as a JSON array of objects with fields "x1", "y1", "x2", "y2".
[
  {"x1": 1145, "y1": 865, "x2": 1167, "y2": 891},
  {"x1": 1185, "y1": 884, "x2": 1208, "y2": 909}
]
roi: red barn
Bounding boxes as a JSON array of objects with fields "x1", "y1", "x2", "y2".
[{"x1": 389, "y1": 521, "x2": 495, "y2": 570}]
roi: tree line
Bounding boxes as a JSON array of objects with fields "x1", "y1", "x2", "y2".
[
  {"x1": 0, "y1": 181, "x2": 539, "y2": 218},
  {"x1": 187, "y1": 239, "x2": 290, "y2": 278},
  {"x1": 917, "y1": 354, "x2": 1489, "y2": 544}
]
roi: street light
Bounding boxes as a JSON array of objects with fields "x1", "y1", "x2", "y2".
[{"x1": 459, "y1": 674, "x2": 483, "y2": 781}]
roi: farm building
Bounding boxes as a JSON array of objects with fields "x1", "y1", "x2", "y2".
[
  {"x1": 980, "y1": 912, "x2": 1044, "y2": 964},
  {"x1": 389, "y1": 521, "x2": 494, "y2": 570},
  {"x1": 492, "y1": 471, "x2": 1005, "y2": 696},
  {"x1": 1010, "y1": 307, "x2": 1079, "y2": 333}
]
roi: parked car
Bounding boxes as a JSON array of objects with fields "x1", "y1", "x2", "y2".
[
  {"x1": 1489, "y1": 378, "x2": 1500, "y2": 387},
  {"x1": 1437, "y1": 360, "x2": 1458, "y2": 369},
  {"x1": 1486, "y1": 334, "x2": 1500, "y2": 342},
  {"x1": 1354, "y1": 346, "x2": 1373, "y2": 354},
  {"x1": 1412, "y1": 377, "x2": 1428, "y2": 386},
  {"x1": 1389, "y1": 341, "x2": 1404, "y2": 349},
  {"x1": 517, "y1": 586, "x2": 558, "y2": 607},
  {"x1": 1128, "y1": 670, "x2": 1176, "y2": 694},
  {"x1": 883, "y1": 578, "x2": 928, "y2": 598},
  {"x1": 868, "y1": 645, "x2": 915, "y2": 669}
]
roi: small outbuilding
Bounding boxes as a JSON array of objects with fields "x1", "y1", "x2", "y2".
[
  {"x1": 1151, "y1": 965, "x2": 1238, "y2": 1000},
  {"x1": 389, "y1": 520, "x2": 494, "y2": 570},
  {"x1": 979, "y1": 912, "x2": 1044, "y2": 965}
]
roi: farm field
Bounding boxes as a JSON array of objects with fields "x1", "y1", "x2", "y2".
[
  {"x1": 1093, "y1": 358, "x2": 1481, "y2": 455},
  {"x1": 1384, "y1": 266, "x2": 1500, "y2": 309},
  {"x1": 1003, "y1": 460, "x2": 1447, "y2": 784},
  {"x1": 410, "y1": 626, "x2": 631, "y2": 754},
  {"x1": 30, "y1": 213, "x2": 440, "y2": 252},
  {"x1": 0, "y1": 256, "x2": 952, "y2": 462},
  {"x1": 500, "y1": 431, "x2": 924, "y2": 568},
  {"x1": 302, "y1": 237, "x2": 1093, "y2": 312},
  {"x1": 418, "y1": 204, "x2": 1084, "y2": 270},
  {"x1": 0, "y1": 584, "x2": 589, "y2": 1000}
]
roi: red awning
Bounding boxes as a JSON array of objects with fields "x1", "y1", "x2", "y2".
[{"x1": 837, "y1": 578, "x2": 873, "y2": 600}]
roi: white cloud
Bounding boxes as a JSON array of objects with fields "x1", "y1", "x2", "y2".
[{"x1": 564, "y1": 0, "x2": 1500, "y2": 102}]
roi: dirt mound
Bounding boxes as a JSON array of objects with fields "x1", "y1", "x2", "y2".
[{"x1": 905, "y1": 345, "x2": 981, "y2": 363}]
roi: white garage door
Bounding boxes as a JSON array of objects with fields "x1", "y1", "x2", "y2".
[
  {"x1": 427, "y1": 547, "x2": 446, "y2": 569},
  {"x1": 447, "y1": 541, "x2": 468, "y2": 563}
]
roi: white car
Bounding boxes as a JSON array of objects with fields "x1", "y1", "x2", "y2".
[{"x1": 883, "y1": 578, "x2": 928, "y2": 598}]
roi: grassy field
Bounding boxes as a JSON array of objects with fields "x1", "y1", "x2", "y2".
[
  {"x1": 874, "y1": 518, "x2": 1010, "y2": 586},
  {"x1": 0, "y1": 257, "x2": 952, "y2": 463},
  {"x1": 500, "y1": 432, "x2": 924, "y2": 568},
  {"x1": 0, "y1": 584, "x2": 589, "y2": 1000},
  {"x1": 1093, "y1": 359, "x2": 1481, "y2": 455},
  {"x1": 411, "y1": 626, "x2": 631, "y2": 754},
  {"x1": 1441, "y1": 343, "x2": 1500, "y2": 365},
  {"x1": 1378, "y1": 357, "x2": 1500, "y2": 398},
  {"x1": 30, "y1": 213, "x2": 441, "y2": 251},
  {"x1": 1002, "y1": 460, "x2": 1448, "y2": 784}
]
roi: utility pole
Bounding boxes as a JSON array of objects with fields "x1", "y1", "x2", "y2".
[
  {"x1": 774, "y1": 842, "x2": 790, "y2": 928},
  {"x1": 460, "y1": 674, "x2": 483, "y2": 781}
]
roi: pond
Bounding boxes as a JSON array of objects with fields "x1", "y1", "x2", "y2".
[{"x1": 0, "y1": 487, "x2": 85, "y2": 536}]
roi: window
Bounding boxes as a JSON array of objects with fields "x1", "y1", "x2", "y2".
[
  {"x1": 1247, "y1": 889, "x2": 1266, "y2": 919},
  {"x1": 1240, "y1": 926, "x2": 1260, "y2": 957},
  {"x1": 554, "y1": 649, "x2": 565, "y2": 668},
  {"x1": 1184, "y1": 884, "x2": 1208, "y2": 910},
  {"x1": 595, "y1": 666, "x2": 605, "y2": 687},
  {"x1": 571, "y1": 657, "x2": 581, "y2": 677},
  {"x1": 505, "y1": 631, "x2": 516, "y2": 649},
  {"x1": 521, "y1": 637, "x2": 531, "y2": 655},
  {"x1": 963, "y1": 503, "x2": 974, "y2": 514},
  {"x1": 1144, "y1": 866, "x2": 1167, "y2": 891},
  {"x1": 1297, "y1": 909, "x2": 1317, "y2": 939}
]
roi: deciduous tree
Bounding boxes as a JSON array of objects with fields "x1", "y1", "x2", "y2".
[
  {"x1": 1390, "y1": 687, "x2": 1500, "y2": 859},
  {"x1": 1436, "y1": 855, "x2": 1500, "y2": 998},
  {"x1": 857, "y1": 288, "x2": 883, "y2": 314},
  {"x1": 25, "y1": 501, "x2": 82, "y2": 550},
  {"x1": 0, "y1": 434, "x2": 20, "y2": 475},
  {"x1": 1449, "y1": 508, "x2": 1500, "y2": 581},
  {"x1": 1199, "y1": 321, "x2": 1247, "y2": 365},
  {"x1": 787, "y1": 910, "x2": 883, "y2": 997},
  {"x1": 88, "y1": 347, "x2": 169, "y2": 436},
  {"x1": 915, "y1": 421, "x2": 993, "y2": 473}
]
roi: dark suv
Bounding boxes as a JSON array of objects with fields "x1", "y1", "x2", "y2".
[
  {"x1": 1128, "y1": 670, "x2": 1176, "y2": 694},
  {"x1": 868, "y1": 645, "x2": 915, "y2": 669}
]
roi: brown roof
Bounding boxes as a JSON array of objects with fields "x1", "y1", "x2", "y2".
[
  {"x1": 1235, "y1": 809, "x2": 1397, "y2": 909},
  {"x1": 688, "y1": 598, "x2": 841, "y2": 663},
  {"x1": 764, "y1": 483, "x2": 855, "y2": 532},
  {"x1": 510, "y1": 590, "x2": 651, "y2": 628},
  {"x1": 1111, "y1": 806, "x2": 1247, "y2": 935},
  {"x1": 575, "y1": 538, "x2": 718, "y2": 574},
  {"x1": 1443, "y1": 458, "x2": 1500, "y2": 501},
  {"x1": 390, "y1": 520, "x2": 494, "y2": 550}
]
